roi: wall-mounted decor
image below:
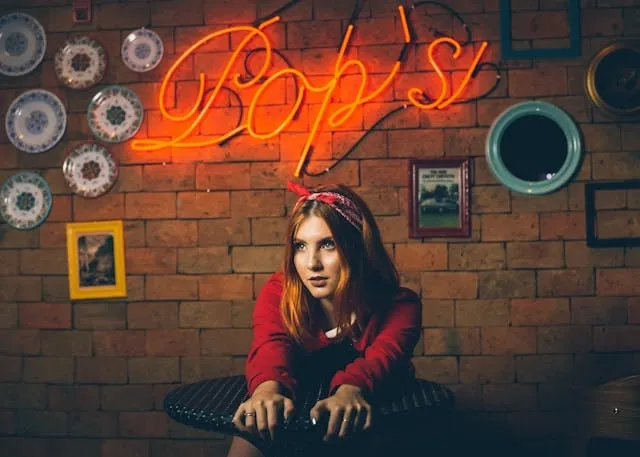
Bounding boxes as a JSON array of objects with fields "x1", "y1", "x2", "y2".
[
  {"x1": 63, "y1": 143, "x2": 119, "y2": 198},
  {"x1": 87, "y1": 85, "x2": 144, "y2": 143},
  {"x1": 409, "y1": 157, "x2": 470, "y2": 238},
  {"x1": 585, "y1": 40, "x2": 640, "y2": 120},
  {"x1": 585, "y1": 180, "x2": 640, "y2": 248},
  {"x1": 66, "y1": 220, "x2": 127, "y2": 300},
  {"x1": 485, "y1": 101, "x2": 583, "y2": 195},
  {"x1": 0, "y1": 12, "x2": 46, "y2": 76},
  {"x1": 0, "y1": 171, "x2": 52, "y2": 230},
  {"x1": 54, "y1": 35, "x2": 107, "y2": 90},
  {"x1": 72, "y1": 0, "x2": 92, "y2": 23},
  {"x1": 499, "y1": 0, "x2": 581, "y2": 59},
  {"x1": 129, "y1": 2, "x2": 501, "y2": 178},
  {"x1": 5, "y1": 89, "x2": 67, "y2": 154},
  {"x1": 121, "y1": 27, "x2": 164, "y2": 73}
]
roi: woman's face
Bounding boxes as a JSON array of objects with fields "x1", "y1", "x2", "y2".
[{"x1": 293, "y1": 215, "x2": 342, "y2": 305}]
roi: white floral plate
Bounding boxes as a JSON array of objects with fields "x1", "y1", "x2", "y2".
[
  {"x1": 0, "y1": 171, "x2": 52, "y2": 230},
  {"x1": 63, "y1": 143, "x2": 118, "y2": 198},
  {"x1": 55, "y1": 35, "x2": 107, "y2": 90},
  {"x1": 87, "y1": 85, "x2": 144, "y2": 143},
  {"x1": 5, "y1": 89, "x2": 67, "y2": 154},
  {"x1": 121, "y1": 27, "x2": 163, "y2": 72},
  {"x1": 0, "y1": 12, "x2": 46, "y2": 76}
]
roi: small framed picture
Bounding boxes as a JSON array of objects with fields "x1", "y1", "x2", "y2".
[
  {"x1": 65, "y1": 220, "x2": 127, "y2": 300},
  {"x1": 409, "y1": 157, "x2": 471, "y2": 238}
]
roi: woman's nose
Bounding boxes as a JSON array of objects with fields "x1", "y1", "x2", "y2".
[{"x1": 306, "y1": 249, "x2": 322, "y2": 270}]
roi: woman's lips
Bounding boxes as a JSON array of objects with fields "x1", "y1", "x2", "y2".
[{"x1": 309, "y1": 277, "x2": 328, "y2": 287}]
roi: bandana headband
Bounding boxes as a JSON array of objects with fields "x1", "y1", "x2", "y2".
[{"x1": 287, "y1": 181, "x2": 363, "y2": 232}]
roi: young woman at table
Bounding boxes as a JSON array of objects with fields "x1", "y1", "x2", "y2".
[{"x1": 227, "y1": 181, "x2": 422, "y2": 457}]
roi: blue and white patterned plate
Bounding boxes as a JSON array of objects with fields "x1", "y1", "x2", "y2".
[
  {"x1": 63, "y1": 143, "x2": 118, "y2": 198},
  {"x1": 55, "y1": 35, "x2": 108, "y2": 90},
  {"x1": 121, "y1": 27, "x2": 163, "y2": 72},
  {"x1": 0, "y1": 171, "x2": 52, "y2": 230},
  {"x1": 87, "y1": 85, "x2": 144, "y2": 143},
  {"x1": 5, "y1": 89, "x2": 67, "y2": 154},
  {"x1": 0, "y1": 12, "x2": 46, "y2": 76}
]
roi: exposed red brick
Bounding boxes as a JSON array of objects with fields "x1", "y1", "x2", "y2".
[
  {"x1": 424, "y1": 328, "x2": 481, "y2": 355},
  {"x1": 126, "y1": 248, "x2": 177, "y2": 274},
  {"x1": 421, "y1": 272, "x2": 478, "y2": 299},
  {"x1": 177, "y1": 246, "x2": 232, "y2": 274},
  {"x1": 128, "y1": 358, "x2": 179, "y2": 384},
  {"x1": 512, "y1": 299, "x2": 570, "y2": 326},
  {"x1": 23, "y1": 357, "x2": 74, "y2": 383},
  {"x1": 145, "y1": 275, "x2": 199, "y2": 300},
  {"x1": 482, "y1": 327, "x2": 537, "y2": 354},
  {"x1": 482, "y1": 214, "x2": 539, "y2": 241},
  {"x1": 459, "y1": 355, "x2": 514, "y2": 384},
  {"x1": 179, "y1": 301, "x2": 232, "y2": 328},
  {"x1": 94, "y1": 331, "x2": 146, "y2": 357},
  {"x1": 76, "y1": 357, "x2": 127, "y2": 384},
  {"x1": 506, "y1": 242, "x2": 564, "y2": 269},
  {"x1": 145, "y1": 330, "x2": 199, "y2": 356},
  {"x1": 41, "y1": 330, "x2": 92, "y2": 356},
  {"x1": 449, "y1": 243, "x2": 505, "y2": 270},
  {"x1": 127, "y1": 302, "x2": 178, "y2": 329},
  {"x1": 125, "y1": 193, "x2": 177, "y2": 219},
  {"x1": 146, "y1": 221, "x2": 198, "y2": 247},
  {"x1": 119, "y1": 412, "x2": 169, "y2": 437},
  {"x1": 538, "y1": 269, "x2": 594, "y2": 297}
]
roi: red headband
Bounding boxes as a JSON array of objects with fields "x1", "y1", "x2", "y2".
[{"x1": 287, "y1": 181, "x2": 363, "y2": 232}]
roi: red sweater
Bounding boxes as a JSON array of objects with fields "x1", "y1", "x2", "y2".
[{"x1": 245, "y1": 272, "x2": 422, "y2": 398}]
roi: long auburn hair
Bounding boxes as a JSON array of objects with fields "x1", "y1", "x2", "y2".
[{"x1": 280, "y1": 184, "x2": 400, "y2": 345}]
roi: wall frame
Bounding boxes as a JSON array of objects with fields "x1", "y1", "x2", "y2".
[
  {"x1": 499, "y1": 0, "x2": 581, "y2": 59},
  {"x1": 409, "y1": 157, "x2": 470, "y2": 238},
  {"x1": 585, "y1": 40, "x2": 640, "y2": 120},
  {"x1": 585, "y1": 180, "x2": 640, "y2": 248},
  {"x1": 66, "y1": 220, "x2": 127, "y2": 300}
]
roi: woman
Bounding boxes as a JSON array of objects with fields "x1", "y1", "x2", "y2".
[{"x1": 227, "y1": 181, "x2": 422, "y2": 457}]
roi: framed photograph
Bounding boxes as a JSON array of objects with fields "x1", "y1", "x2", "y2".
[
  {"x1": 585, "y1": 180, "x2": 640, "y2": 248},
  {"x1": 409, "y1": 157, "x2": 471, "y2": 238},
  {"x1": 65, "y1": 220, "x2": 127, "y2": 300}
]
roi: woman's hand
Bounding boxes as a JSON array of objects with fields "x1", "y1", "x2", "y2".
[
  {"x1": 232, "y1": 381, "x2": 295, "y2": 442},
  {"x1": 310, "y1": 384, "x2": 373, "y2": 442}
]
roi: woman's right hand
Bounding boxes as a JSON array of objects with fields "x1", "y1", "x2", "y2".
[{"x1": 232, "y1": 381, "x2": 295, "y2": 442}]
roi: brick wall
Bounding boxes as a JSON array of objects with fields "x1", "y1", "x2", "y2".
[{"x1": 0, "y1": 0, "x2": 639, "y2": 456}]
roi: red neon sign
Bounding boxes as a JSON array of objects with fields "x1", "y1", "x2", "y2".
[{"x1": 130, "y1": 6, "x2": 489, "y2": 177}]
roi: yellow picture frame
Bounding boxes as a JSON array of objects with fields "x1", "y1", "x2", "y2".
[{"x1": 65, "y1": 220, "x2": 127, "y2": 300}]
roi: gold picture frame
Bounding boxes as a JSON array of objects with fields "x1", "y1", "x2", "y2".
[
  {"x1": 66, "y1": 220, "x2": 127, "y2": 300},
  {"x1": 585, "y1": 40, "x2": 640, "y2": 120}
]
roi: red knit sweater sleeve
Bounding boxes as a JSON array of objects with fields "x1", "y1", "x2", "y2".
[
  {"x1": 245, "y1": 272, "x2": 298, "y2": 398},
  {"x1": 329, "y1": 288, "x2": 422, "y2": 394}
]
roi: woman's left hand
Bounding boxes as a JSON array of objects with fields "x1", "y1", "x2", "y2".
[{"x1": 310, "y1": 384, "x2": 373, "y2": 442}]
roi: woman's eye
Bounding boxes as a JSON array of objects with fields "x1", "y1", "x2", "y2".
[
  {"x1": 293, "y1": 242, "x2": 305, "y2": 251},
  {"x1": 320, "y1": 239, "x2": 335, "y2": 249}
]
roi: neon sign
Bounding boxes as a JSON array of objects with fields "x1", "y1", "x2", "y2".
[{"x1": 130, "y1": 3, "x2": 497, "y2": 177}]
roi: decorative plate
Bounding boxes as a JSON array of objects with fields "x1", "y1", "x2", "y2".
[
  {"x1": 5, "y1": 89, "x2": 67, "y2": 154},
  {"x1": 63, "y1": 143, "x2": 118, "y2": 198},
  {"x1": 0, "y1": 171, "x2": 52, "y2": 230},
  {"x1": 121, "y1": 27, "x2": 164, "y2": 72},
  {"x1": 0, "y1": 12, "x2": 46, "y2": 77},
  {"x1": 586, "y1": 40, "x2": 640, "y2": 120},
  {"x1": 87, "y1": 85, "x2": 144, "y2": 143},
  {"x1": 54, "y1": 35, "x2": 108, "y2": 90}
]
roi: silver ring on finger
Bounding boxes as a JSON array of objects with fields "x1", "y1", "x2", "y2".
[{"x1": 244, "y1": 412, "x2": 255, "y2": 417}]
